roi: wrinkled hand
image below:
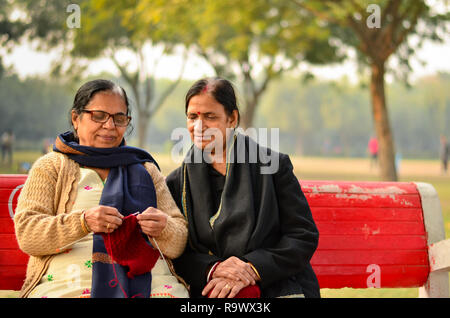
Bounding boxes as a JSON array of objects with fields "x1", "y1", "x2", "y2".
[
  {"x1": 136, "y1": 207, "x2": 168, "y2": 237},
  {"x1": 212, "y1": 256, "x2": 258, "y2": 286},
  {"x1": 84, "y1": 205, "x2": 123, "y2": 233},
  {"x1": 202, "y1": 277, "x2": 246, "y2": 298}
]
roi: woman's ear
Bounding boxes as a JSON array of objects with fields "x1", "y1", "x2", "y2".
[
  {"x1": 229, "y1": 110, "x2": 239, "y2": 128},
  {"x1": 71, "y1": 110, "x2": 79, "y2": 131}
]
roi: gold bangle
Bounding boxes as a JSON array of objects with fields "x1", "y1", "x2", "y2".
[
  {"x1": 80, "y1": 210, "x2": 91, "y2": 234},
  {"x1": 248, "y1": 262, "x2": 261, "y2": 281}
]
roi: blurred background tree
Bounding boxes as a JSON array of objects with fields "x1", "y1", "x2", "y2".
[
  {"x1": 0, "y1": 0, "x2": 27, "y2": 77},
  {"x1": 0, "y1": 0, "x2": 448, "y2": 181},
  {"x1": 6, "y1": 0, "x2": 189, "y2": 148},
  {"x1": 69, "y1": 0, "x2": 189, "y2": 148},
  {"x1": 150, "y1": 0, "x2": 345, "y2": 129},
  {"x1": 293, "y1": 0, "x2": 450, "y2": 181}
]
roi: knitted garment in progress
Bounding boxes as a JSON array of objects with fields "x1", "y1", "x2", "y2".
[{"x1": 102, "y1": 214, "x2": 160, "y2": 279}]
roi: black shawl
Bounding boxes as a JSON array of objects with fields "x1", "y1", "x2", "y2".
[{"x1": 166, "y1": 133, "x2": 320, "y2": 297}]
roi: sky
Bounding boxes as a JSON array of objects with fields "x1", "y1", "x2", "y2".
[{"x1": 2, "y1": 33, "x2": 449, "y2": 84}]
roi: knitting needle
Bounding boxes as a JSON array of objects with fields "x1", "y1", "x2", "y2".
[
  {"x1": 132, "y1": 211, "x2": 166, "y2": 262},
  {"x1": 150, "y1": 237, "x2": 167, "y2": 265},
  {"x1": 55, "y1": 235, "x2": 90, "y2": 253}
]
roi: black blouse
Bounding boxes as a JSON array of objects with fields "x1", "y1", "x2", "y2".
[{"x1": 207, "y1": 164, "x2": 226, "y2": 215}]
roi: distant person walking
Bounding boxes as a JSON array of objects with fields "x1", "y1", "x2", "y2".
[
  {"x1": 1, "y1": 129, "x2": 14, "y2": 165},
  {"x1": 368, "y1": 136, "x2": 378, "y2": 169},
  {"x1": 440, "y1": 135, "x2": 449, "y2": 174}
]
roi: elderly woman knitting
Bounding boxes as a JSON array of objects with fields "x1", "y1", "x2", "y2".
[{"x1": 14, "y1": 79, "x2": 188, "y2": 298}]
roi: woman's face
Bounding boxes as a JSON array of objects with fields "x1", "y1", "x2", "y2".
[
  {"x1": 186, "y1": 93, "x2": 238, "y2": 152},
  {"x1": 71, "y1": 91, "x2": 128, "y2": 148}
]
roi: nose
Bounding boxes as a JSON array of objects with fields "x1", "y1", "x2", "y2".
[
  {"x1": 194, "y1": 119, "x2": 205, "y2": 132},
  {"x1": 102, "y1": 115, "x2": 116, "y2": 129}
]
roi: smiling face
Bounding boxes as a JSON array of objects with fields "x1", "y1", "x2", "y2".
[
  {"x1": 186, "y1": 93, "x2": 238, "y2": 152},
  {"x1": 71, "y1": 91, "x2": 128, "y2": 148}
]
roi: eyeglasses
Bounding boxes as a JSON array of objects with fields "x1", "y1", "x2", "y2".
[{"x1": 81, "y1": 110, "x2": 131, "y2": 127}]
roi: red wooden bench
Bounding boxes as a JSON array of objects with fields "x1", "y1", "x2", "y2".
[
  {"x1": 0, "y1": 175, "x2": 28, "y2": 291},
  {"x1": 1, "y1": 175, "x2": 449, "y2": 297},
  {"x1": 302, "y1": 180, "x2": 450, "y2": 297}
]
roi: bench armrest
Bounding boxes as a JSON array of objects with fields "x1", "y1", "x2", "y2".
[{"x1": 415, "y1": 182, "x2": 449, "y2": 297}]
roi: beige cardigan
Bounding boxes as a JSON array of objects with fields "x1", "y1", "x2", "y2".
[{"x1": 14, "y1": 151, "x2": 188, "y2": 298}]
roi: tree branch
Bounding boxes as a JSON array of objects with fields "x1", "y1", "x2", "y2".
[
  {"x1": 149, "y1": 47, "x2": 188, "y2": 117},
  {"x1": 382, "y1": 3, "x2": 424, "y2": 60},
  {"x1": 290, "y1": 0, "x2": 341, "y2": 24},
  {"x1": 346, "y1": 15, "x2": 373, "y2": 56},
  {"x1": 377, "y1": 0, "x2": 402, "y2": 56},
  {"x1": 381, "y1": 0, "x2": 401, "y2": 24},
  {"x1": 107, "y1": 49, "x2": 142, "y2": 112}
]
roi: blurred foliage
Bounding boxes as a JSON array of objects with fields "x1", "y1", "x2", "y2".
[
  {"x1": 0, "y1": 74, "x2": 72, "y2": 149},
  {"x1": 13, "y1": 0, "x2": 72, "y2": 49},
  {"x1": 145, "y1": 73, "x2": 450, "y2": 158},
  {"x1": 0, "y1": 0, "x2": 26, "y2": 46},
  {"x1": 0, "y1": 0, "x2": 26, "y2": 76},
  {"x1": 4, "y1": 0, "x2": 344, "y2": 142},
  {"x1": 295, "y1": 0, "x2": 449, "y2": 82},
  {"x1": 69, "y1": 0, "x2": 189, "y2": 147},
  {"x1": 1, "y1": 72, "x2": 448, "y2": 158},
  {"x1": 144, "y1": 0, "x2": 345, "y2": 128},
  {"x1": 1, "y1": 1, "x2": 449, "y2": 159},
  {"x1": 2, "y1": 1, "x2": 189, "y2": 147},
  {"x1": 293, "y1": 0, "x2": 450, "y2": 181}
]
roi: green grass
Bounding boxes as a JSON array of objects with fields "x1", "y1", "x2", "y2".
[
  {"x1": 1, "y1": 151, "x2": 449, "y2": 298},
  {"x1": 0, "y1": 151, "x2": 43, "y2": 174},
  {"x1": 0, "y1": 290, "x2": 19, "y2": 298}
]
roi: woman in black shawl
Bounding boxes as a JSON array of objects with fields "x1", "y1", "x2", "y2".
[{"x1": 166, "y1": 77, "x2": 320, "y2": 298}]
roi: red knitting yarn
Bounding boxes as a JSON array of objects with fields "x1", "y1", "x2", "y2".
[{"x1": 101, "y1": 214, "x2": 160, "y2": 279}]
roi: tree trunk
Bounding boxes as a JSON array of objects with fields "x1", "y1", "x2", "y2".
[
  {"x1": 137, "y1": 109, "x2": 150, "y2": 148},
  {"x1": 370, "y1": 61, "x2": 398, "y2": 181},
  {"x1": 240, "y1": 97, "x2": 258, "y2": 130}
]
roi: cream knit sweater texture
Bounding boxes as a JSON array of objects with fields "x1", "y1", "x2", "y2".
[{"x1": 14, "y1": 151, "x2": 188, "y2": 298}]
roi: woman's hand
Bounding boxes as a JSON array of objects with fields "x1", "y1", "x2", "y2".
[
  {"x1": 202, "y1": 277, "x2": 246, "y2": 298},
  {"x1": 212, "y1": 256, "x2": 259, "y2": 286},
  {"x1": 136, "y1": 207, "x2": 168, "y2": 237},
  {"x1": 84, "y1": 205, "x2": 123, "y2": 233}
]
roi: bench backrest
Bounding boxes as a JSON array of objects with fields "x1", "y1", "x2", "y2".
[
  {"x1": 0, "y1": 175, "x2": 430, "y2": 291},
  {"x1": 303, "y1": 180, "x2": 429, "y2": 289}
]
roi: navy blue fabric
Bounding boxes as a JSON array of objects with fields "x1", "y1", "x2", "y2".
[
  {"x1": 53, "y1": 131, "x2": 160, "y2": 170},
  {"x1": 53, "y1": 131, "x2": 159, "y2": 298}
]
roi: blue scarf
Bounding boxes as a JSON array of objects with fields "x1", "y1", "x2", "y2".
[{"x1": 53, "y1": 131, "x2": 159, "y2": 298}]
